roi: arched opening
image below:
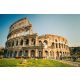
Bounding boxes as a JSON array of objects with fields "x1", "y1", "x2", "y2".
[
  {"x1": 55, "y1": 39, "x2": 57, "y2": 42},
  {"x1": 20, "y1": 40, "x2": 23, "y2": 45},
  {"x1": 31, "y1": 50, "x2": 35, "y2": 58},
  {"x1": 31, "y1": 38, "x2": 35, "y2": 45},
  {"x1": 39, "y1": 41, "x2": 42, "y2": 46},
  {"x1": 38, "y1": 51, "x2": 42, "y2": 58},
  {"x1": 18, "y1": 51, "x2": 22, "y2": 57},
  {"x1": 12, "y1": 41, "x2": 14, "y2": 47},
  {"x1": 51, "y1": 42, "x2": 55, "y2": 48},
  {"x1": 43, "y1": 40, "x2": 48, "y2": 48},
  {"x1": 25, "y1": 50, "x2": 28, "y2": 57},
  {"x1": 16, "y1": 40, "x2": 18, "y2": 46},
  {"x1": 62, "y1": 44, "x2": 63, "y2": 48},
  {"x1": 63, "y1": 52, "x2": 65, "y2": 57},
  {"x1": 25, "y1": 39, "x2": 29, "y2": 45},
  {"x1": 50, "y1": 51, "x2": 54, "y2": 59},
  {"x1": 7, "y1": 52, "x2": 10, "y2": 58},
  {"x1": 44, "y1": 40, "x2": 48, "y2": 45},
  {"x1": 8, "y1": 42, "x2": 11, "y2": 47},
  {"x1": 14, "y1": 51, "x2": 17, "y2": 58},
  {"x1": 10, "y1": 51, "x2": 13, "y2": 58}
]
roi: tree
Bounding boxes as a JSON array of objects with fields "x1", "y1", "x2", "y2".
[
  {"x1": 70, "y1": 47, "x2": 80, "y2": 62},
  {"x1": 0, "y1": 48, "x2": 4, "y2": 58}
]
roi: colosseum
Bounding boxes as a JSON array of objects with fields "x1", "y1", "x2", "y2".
[{"x1": 5, "y1": 17, "x2": 70, "y2": 59}]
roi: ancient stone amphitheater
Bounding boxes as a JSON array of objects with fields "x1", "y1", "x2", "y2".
[{"x1": 5, "y1": 18, "x2": 70, "y2": 59}]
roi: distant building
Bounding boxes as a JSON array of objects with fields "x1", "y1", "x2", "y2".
[{"x1": 5, "y1": 18, "x2": 70, "y2": 59}]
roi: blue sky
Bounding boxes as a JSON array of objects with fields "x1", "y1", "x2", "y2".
[{"x1": 0, "y1": 14, "x2": 80, "y2": 47}]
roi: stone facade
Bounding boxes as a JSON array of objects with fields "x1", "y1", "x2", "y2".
[{"x1": 5, "y1": 18, "x2": 70, "y2": 59}]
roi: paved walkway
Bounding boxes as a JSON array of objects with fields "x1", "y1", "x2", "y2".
[{"x1": 57, "y1": 60, "x2": 80, "y2": 67}]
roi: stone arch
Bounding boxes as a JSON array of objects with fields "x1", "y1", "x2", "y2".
[
  {"x1": 38, "y1": 51, "x2": 42, "y2": 58},
  {"x1": 16, "y1": 40, "x2": 18, "y2": 46},
  {"x1": 50, "y1": 51, "x2": 54, "y2": 59},
  {"x1": 10, "y1": 51, "x2": 13, "y2": 57},
  {"x1": 63, "y1": 52, "x2": 65, "y2": 57},
  {"x1": 18, "y1": 51, "x2": 22, "y2": 57},
  {"x1": 14, "y1": 51, "x2": 17, "y2": 58},
  {"x1": 43, "y1": 40, "x2": 48, "y2": 45},
  {"x1": 25, "y1": 39, "x2": 29, "y2": 45},
  {"x1": 25, "y1": 50, "x2": 28, "y2": 57},
  {"x1": 55, "y1": 39, "x2": 57, "y2": 42},
  {"x1": 20, "y1": 39, "x2": 23, "y2": 45},
  {"x1": 39, "y1": 40, "x2": 42, "y2": 46},
  {"x1": 12, "y1": 41, "x2": 14, "y2": 47},
  {"x1": 31, "y1": 50, "x2": 35, "y2": 58},
  {"x1": 31, "y1": 38, "x2": 35, "y2": 45},
  {"x1": 51, "y1": 42, "x2": 55, "y2": 48}
]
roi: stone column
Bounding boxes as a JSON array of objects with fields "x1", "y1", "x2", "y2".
[
  {"x1": 54, "y1": 52, "x2": 57, "y2": 59},
  {"x1": 16, "y1": 51, "x2": 19, "y2": 57},
  {"x1": 23, "y1": 39, "x2": 25, "y2": 47},
  {"x1": 18, "y1": 39, "x2": 21, "y2": 46},
  {"x1": 35, "y1": 49, "x2": 38, "y2": 58},
  {"x1": 28, "y1": 50, "x2": 31, "y2": 58},
  {"x1": 42, "y1": 49, "x2": 45, "y2": 58},
  {"x1": 29, "y1": 38, "x2": 31, "y2": 46},
  {"x1": 35, "y1": 36, "x2": 38, "y2": 46},
  {"x1": 12, "y1": 52, "x2": 14, "y2": 58}
]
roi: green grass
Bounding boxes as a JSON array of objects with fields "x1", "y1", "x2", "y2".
[
  {"x1": 0, "y1": 58, "x2": 73, "y2": 67},
  {"x1": 0, "y1": 58, "x2": 22, "y2": 67}
]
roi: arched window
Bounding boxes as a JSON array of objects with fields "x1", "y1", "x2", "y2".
[
  {"x1": 16, "y1": 40, "x2": 18, "y2": 46},
  {"x1": 8, "y1": 42, "x2": 11, "y2": 47},
  {"x1": 39, "y1": 41, "x2": 42, "y2": 46},
  {"x1": 43, "y1": 40, "x2": 48, "y2": 48},
  {"x1": 31, "y1": 50, "x2": 35, "y2": 58},
  {"x1": 44, "y1": 40, "x2": 48, "y2": 45},
  {"x1": 51, "y1": 42, "x2": 54, "y2": 48},
  {"x1": 14, "y1": 51, "x2": 17, "y2": 58},
  {"x1": 12, "y1": 41, "x2": 14, "y2": 46},
  {"x1": 31, "y1": 38, "x2": 35, "y2": 45},
  {"x1": 62, "y1": 44, "x2": 63, "y2": 48},
  {"x1": 55, "y1": 39, "x2": 57, "y2": 42},
  {"x1": 18, "y1": 51, "x2": 22, "y2": 57},
  {"x1": 25, "y1": 39, "x2": 29, "y2": 45},
  {"x1": 20, "y1": 40, "x2": 23, "y2": 45},
  {"x1": 24, "y1": 50, "x2": 28, "y2": 57},
  {"x1": 39, "y1": 51, "x2": 42, "y2": 58}
]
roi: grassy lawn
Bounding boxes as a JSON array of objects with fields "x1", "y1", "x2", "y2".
[{"x1": 0, "y1": 58, "x2": 73, "y2": 67}]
